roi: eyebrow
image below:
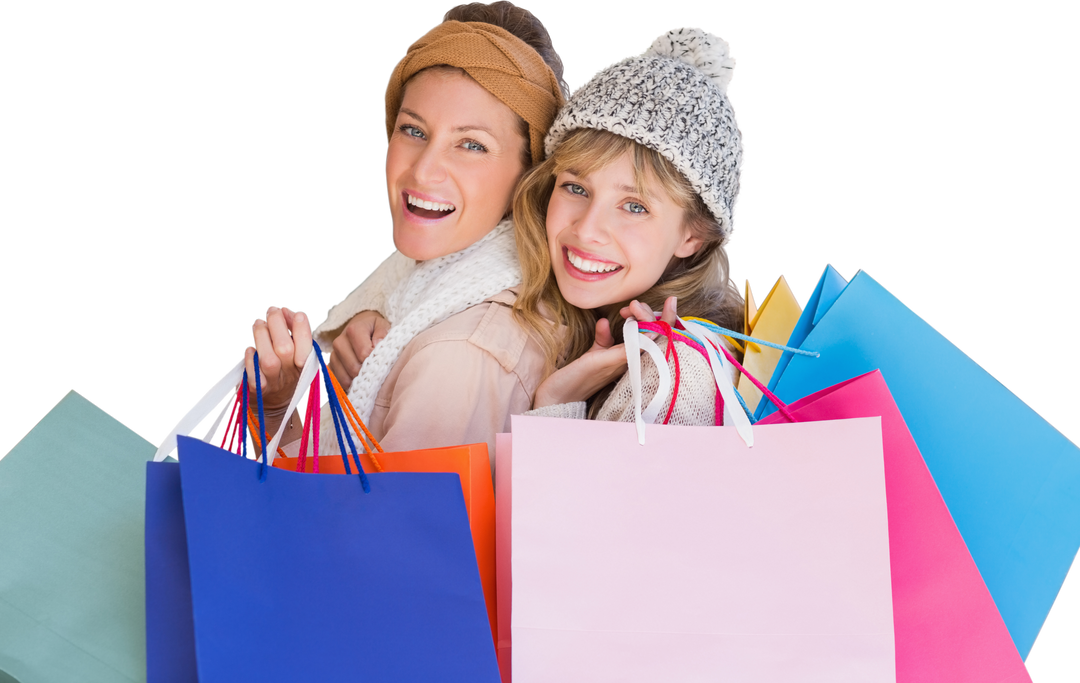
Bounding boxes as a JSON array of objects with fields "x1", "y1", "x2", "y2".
[
  {"x1": 562, "y1": 169, "x2": 647, "y2": 197},
  {"x1": 398, "y1": 108, "x2": 494, "y2": 136}
]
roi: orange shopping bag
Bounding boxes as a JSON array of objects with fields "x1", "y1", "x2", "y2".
[{"x1": 260, "y1": 371, "x2": 498, "y2": 648}]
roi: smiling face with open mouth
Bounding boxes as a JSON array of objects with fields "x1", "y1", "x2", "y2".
[
  {"x1": 546, "y1": 151, "x2": 703, "y2": 314},
  {"x1": 385, "y1": 68, "x2": 528, "y2": 261}
]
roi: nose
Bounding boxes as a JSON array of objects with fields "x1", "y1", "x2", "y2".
[
  {"x1": 410, "y1": 141, "x2": 447, "y2": 185},
  {"x1": 572, "y1": 201, "x2": 609, "y2": 245}
]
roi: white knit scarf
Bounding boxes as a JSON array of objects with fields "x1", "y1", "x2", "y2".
[{"x1": 314, "y1": 219, "x2": 521, "y2": 444}]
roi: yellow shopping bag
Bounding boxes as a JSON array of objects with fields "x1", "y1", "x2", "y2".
[{"x1": 737, "y1": 276, "x2": 802, "y2": 412}]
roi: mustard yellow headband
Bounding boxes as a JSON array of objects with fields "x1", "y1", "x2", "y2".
[{"x1": 385, "y1": 20, "x2": 566, "y2": 165}]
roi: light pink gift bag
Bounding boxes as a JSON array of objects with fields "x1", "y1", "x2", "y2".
[{"x1": 504, "y1": 413, "x2": 895, "y2": 682}]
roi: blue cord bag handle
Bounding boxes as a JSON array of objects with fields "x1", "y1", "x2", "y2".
[{"x1": 250, "y1": 345, "x2": 371, "y2": 492}]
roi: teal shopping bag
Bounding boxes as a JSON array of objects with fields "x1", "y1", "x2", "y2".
[
  {"x1": 0, "y1": 392, "x2": 152, "y2": 683},
  {"x1": 761, "y1": 269, "x2": 1080, "y2": 659}
]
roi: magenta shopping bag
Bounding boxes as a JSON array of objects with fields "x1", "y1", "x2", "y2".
[
  {"x1": 494, "y1": 433, "x2": 513, "y2": 683},
  {"x1": 758, "y1": 370, "x2": 1030, "y2": 683},
  {"x1": 506, "y1": 413, "x2": 895, "y2": 682}
]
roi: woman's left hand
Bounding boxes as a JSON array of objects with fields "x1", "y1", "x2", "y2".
[
  {"x1": 619, "y1": 296, "x2": 678, "y2": 332},
  {"x1": 531, "y1": 297, "x2": 680, "y2": 409}
]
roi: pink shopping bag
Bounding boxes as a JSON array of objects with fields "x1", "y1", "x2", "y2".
[
  {"x1": 495, "y1": 433, "x2": 513, "y2": 683},
  {"x1": 758, "y1": 370, "x2": 1030, "y2": 683},
  {"x1": 504, "y1": 413, "x2": 895, "y2": 682}
]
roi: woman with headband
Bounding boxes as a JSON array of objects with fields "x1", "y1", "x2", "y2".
[{"x1": 243, "y1": 3, "x2": 567, "y2": 458}]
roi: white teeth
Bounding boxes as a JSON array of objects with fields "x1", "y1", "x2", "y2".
[
  {"x1": 407, "y1": 194, "x2": 455, "y2": 212},
  {"x1": 567, "y1": 250, "x2": 619, "y2": 274}
]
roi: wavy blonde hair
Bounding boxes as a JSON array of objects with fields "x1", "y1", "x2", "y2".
[{"x1": 512, "y1": 128, "x2": 744, "y2": 369}]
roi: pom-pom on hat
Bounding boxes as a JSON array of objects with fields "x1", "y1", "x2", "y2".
[{"x1": 545, "y1": 28, "x2": 742, "y2": 235}]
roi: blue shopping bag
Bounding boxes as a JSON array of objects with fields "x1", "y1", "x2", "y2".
[
  {"x1": 752, "y1": 264, "x2": 847, "y2": 421},
  {"x1": 761, "y1": 268, "x2": 1080, "y2": 658},
  {"x1": 177, "y1": 435, "x2": 499, "y2": 682},
  {"x1": 146, "y1": 346, "x2": 499, "y2": 682},
  {"x1": 144, "y1": 462, "x2": 197, "y2": 683}
]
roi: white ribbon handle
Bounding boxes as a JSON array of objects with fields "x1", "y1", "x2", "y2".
[
  {"x1": 153, "y1": 349, "x2": 322, "y2": 463},
  {"x1": 681, "y1": 319, "x2": 754, "y2": 447},
  {"x1": 623, "y1": 318, "x2": 673, "y2": 445}
]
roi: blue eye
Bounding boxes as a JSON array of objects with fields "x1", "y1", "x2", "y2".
[
  {"x1": 624, "y1": 201, "x2": 648, "y2": 214},
  {"x1": 463, "y1": 140, "x2": 487, "y2": 152},
  {"x1": 564, "y1": 183, "x2": 587, "y2": 196},
  {"x1": 400, "y1": 125, "x2": 425, "y2": 139}
]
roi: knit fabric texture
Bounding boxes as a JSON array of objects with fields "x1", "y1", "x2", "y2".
[
  {"x1": 316, "y1": 219, "x2": 522, "y2": 431},
  {"x1": 313, "y1": 251, "x2": 415, "y2": 346},
  {"x1": 385, "y1": 20, "x2": 566, "y2": 164},
  {"x1": 544, "y1": 28, "x2": 742, "y2": 234}
]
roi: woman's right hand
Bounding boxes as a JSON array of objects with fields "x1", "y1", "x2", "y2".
[
  {"x1": 328, "y1": 310, "x2": 391, "y2": 389},
  {"x1": 245, "y1": 306, "x2": 312, "y2": 413}
]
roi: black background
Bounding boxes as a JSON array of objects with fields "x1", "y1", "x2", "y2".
[{"x1": 6, "y1": 4, "x2": 1071, "y2": 678}]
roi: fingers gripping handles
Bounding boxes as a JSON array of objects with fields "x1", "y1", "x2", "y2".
[
  {"x1": 624, "y1": 315, "x2": 812, "y2": 448},
  {"x1": 153, "y1": 344, "x2": 382, "y2": 491},
  {"x1": 624, "y1": 318, "x2": 755, "y2": 447}
]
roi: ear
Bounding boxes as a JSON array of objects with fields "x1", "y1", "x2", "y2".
[{"x1": 673, "y1": 229, "x2": 705, "y2": 259}]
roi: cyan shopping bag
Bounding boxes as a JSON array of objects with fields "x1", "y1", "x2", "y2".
[
  {"x1": 759, "y1": 370, "x2": 1030, "y2": 683},
  {"x1": 0, "y1": 392, "x2": 151, "y2": 683},
  {"x1": 177, "y1": 435, "x2": 500, "y2": 682},
  {"x1": 752, "y1": 264, "x2": 847, "y2": 421},
  {"x1": 762, "y1": 269, "x2": 1080, "y2": 658}
]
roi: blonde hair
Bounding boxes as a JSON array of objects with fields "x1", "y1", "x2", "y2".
[{"x1": 512, "y1": 128, "x2": 744, "y2": 369}]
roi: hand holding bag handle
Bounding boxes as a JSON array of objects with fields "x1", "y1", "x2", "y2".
[
  {"x1": 623, "y1": 316, "x2": 807, "y2": 447},
  {"x1": 250, "y1": 342, "x2": 376, "y2": 490},
  {"x1": 154, "y1": 349, "x2": 320, "y2": 463},
  {"x1": 624, "y1": 316, "x2": 754, "y2": 447}
]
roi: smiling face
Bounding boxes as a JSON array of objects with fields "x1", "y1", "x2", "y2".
[
  {"x1": 545, "y1": 151, "x2": 704, "y2": 314},
  {"x1": 385, "y1": 68, "x2": 529, "y2": 261}
]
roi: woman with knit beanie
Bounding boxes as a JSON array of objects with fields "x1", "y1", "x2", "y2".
[
  {"x1": 512, "y1": 28, "x2": 747, "y2": 425},
  {"x1": 243, "y1": 2, "x2": 566, "y2": 458}
]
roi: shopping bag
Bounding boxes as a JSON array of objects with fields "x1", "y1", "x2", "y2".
[
  {"x1": 735, "y1": 276, "x2": 801, "y2": 412},
  {"x1": 759, "y1": 370, "x2": 1030, "y2": 682},
  {"x1": 179, "y1": 433, "x2": 499, "y2": 681},
  {"x1": 752, "y1": 264, "x2": 847, "y2": 421},
  {"x1": 271, "y1": 370, "x2": 499, "y2": 645},
  {"x1": 146, "y1": 358, "x2": 309, "y2": 682},
  {"x1": 265, "y1": 360, "x2": 496, "y2": 648},
  {"x1": 509, "y1": 413, "x2": 894, "y2": 682},
  {"x1": 152, "y1": 347, "x2": 500, "y2": 681},
  {"x1": 762, "y1": 269, "x2": 1080, "y2": 658},
  {"x1": 0, "y1": 392, "x2": 151, "y2": 683},
  {"x1": 144, "y1": 462, "x2": 197, "y2": 683},
  {"x1": 494, "y1": 433, "x2": 513, "y2": 683},
  {"x1": 508, "y1": 318, "x2": 894, "y2": 681}
]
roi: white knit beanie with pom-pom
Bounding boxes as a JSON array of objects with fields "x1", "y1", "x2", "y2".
[{"x1": 544, "y1": 28, "x2": 742, "y2": 235}]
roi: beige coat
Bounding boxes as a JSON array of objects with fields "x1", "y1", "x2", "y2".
[{"x1": 344, "y1": 289, "x2": 547, "y2": 461}]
